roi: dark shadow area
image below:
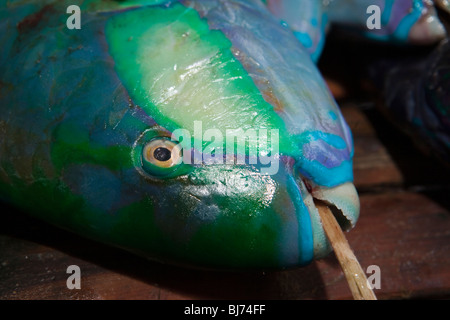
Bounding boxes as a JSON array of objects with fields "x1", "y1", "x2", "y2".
[
  {"x1": 319, "y1": 28, "x2": 450, "y2": 211},
  {"x1": 362, "y1": 107, "x2": 450, "y2": 187},
  {"x1": 0, "y1": 203, "x2": 329, "y2": 300},
  {"x1": 363, "y1": 105, "x2": 450, "y2": 212},
  {"x1": 318, "y1": 28, "x2": 436, "y2": 104}
]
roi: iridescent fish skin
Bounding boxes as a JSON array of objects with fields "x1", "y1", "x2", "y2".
[
  {"x1": 266, "y1": 0, "x2": 448, "y2": 60},
  {"x1": 265, "y1": 0, "x2": 328, "y2": 62},
  {"x1": 0, "y1": 0, "x2": 444, "y2": 270},
  {"x1": 325, "y1": 0, "x2": 446, "y2": 44}
]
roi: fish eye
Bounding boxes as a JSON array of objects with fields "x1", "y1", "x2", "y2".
[
  {"x1": 153, "y1": 147, "x2": 172, "y2": 162},
  {"x1": 133, "y1": 129, "x2": 192, "y2": 179},
  {"x1": 142, "y1": 138, "x2": 182, "y2": 169}
]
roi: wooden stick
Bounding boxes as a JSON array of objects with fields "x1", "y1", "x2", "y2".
[{"x1": 315, "y1": 200, "x2": 377, "y2": 300}]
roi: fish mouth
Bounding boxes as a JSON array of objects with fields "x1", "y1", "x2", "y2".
[
  {"x1": 408, "y1": 2, "x2": 447, "y2": 44},
  {"x1": 295, "y1": 175, "x2": 360, "y2": 259},
  {"x1": 310, "y1": 181, "x2": 360, "y2": 231}
]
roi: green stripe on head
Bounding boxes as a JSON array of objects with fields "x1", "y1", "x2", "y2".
[{"x1": 105, "y1": 3, "x2": 293, "y2": 158}]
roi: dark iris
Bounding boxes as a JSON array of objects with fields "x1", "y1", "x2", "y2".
[{"x1": 153, "y1": 147, "x2": 171, "y2": 162}]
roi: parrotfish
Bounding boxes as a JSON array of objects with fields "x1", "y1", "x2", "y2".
[{"x1": 0, "y1": 0, "x2": 446, "y2": 270}]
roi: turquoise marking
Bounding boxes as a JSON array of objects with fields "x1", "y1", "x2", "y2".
[
  {"x1": 328, "y1": 111, "x2": 338, "y2": 121},
  {"x1": 286, "y1": 175, "x2": 314, "y2": 266},
  {"x1": 298, "y1": 158, "x2": 354, "y2": 187},
  {"x1": 291, "y1": 130, "x2": 353, "y2": 186},
  {"x1": 310, "y1": 40, "x2": 323, "y2": 62},
  {"x1": 294, "y1": 31, "x2": 313, "y2": 48},
  {"x1": 381, "y1": 0, "x2": 395, "y2": 26},
  {"x1": 304, "y1": 131, "x2": 347, "y2": 150},
  {"x1": 394, "y1": 0, "x2": 424, "y2": 41},
  {"x1": 365, "y1": 0, "x2": 423, "y2": 42},
  {"x1": 310, "y1": 11, "x2": 328, "y2": 62}
]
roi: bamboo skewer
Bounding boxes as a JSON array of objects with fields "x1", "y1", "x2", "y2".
[{"x1": 315, "y1": 200, "x2": 377, "y2": 300}]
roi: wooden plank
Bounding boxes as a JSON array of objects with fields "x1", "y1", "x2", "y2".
[
  {"x1": 325, "y1": 191, "x2": 450, "y2": 299},
  {"x1": 1, "y1": 190, "x2": 449, "y2": 300},
  {"x1": 340, "y1": 104, "x2": 404, "y2": 189}
]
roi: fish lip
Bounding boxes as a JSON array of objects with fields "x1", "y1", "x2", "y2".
[
  {"x1": 408, "y1": 4, "x2": 446, "y2": 44},
  {"x1": 294, "y1": 172, "x2": 360, "y2": 259},
  {"x1": 310, "y1": 181, "x2": 360, "y2": 231}
]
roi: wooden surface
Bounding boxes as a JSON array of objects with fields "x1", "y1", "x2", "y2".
[{"x1": 1, "y1": 36, "x2": 450, "y2": 300}]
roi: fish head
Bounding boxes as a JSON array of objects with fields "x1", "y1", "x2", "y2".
[{"x1": 98, "y1": 0, "x2": 360, "y2": 269}]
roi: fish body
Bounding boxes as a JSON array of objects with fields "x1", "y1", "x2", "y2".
[
  {"x1": 265, "y1": 0, "x2": 449, "y2": 61},
  {"x1": 0, "y1": 0, "x2": 445, "y2": 269}
]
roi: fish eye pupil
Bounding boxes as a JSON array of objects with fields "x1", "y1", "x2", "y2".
[{"x1": 153, "y1": 147, "x2": 171, "y2": 162}]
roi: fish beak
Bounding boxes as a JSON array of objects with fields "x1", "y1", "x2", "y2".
[
  {"x1": 311, "y1": 182, "x2": 360, "y2": 230},
  {"x1": 296, "y1": 177, "x2": 360, "y2": 259},
  {"x1": 408, "y1": 3, "x2": 447, "y2": 44}
]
